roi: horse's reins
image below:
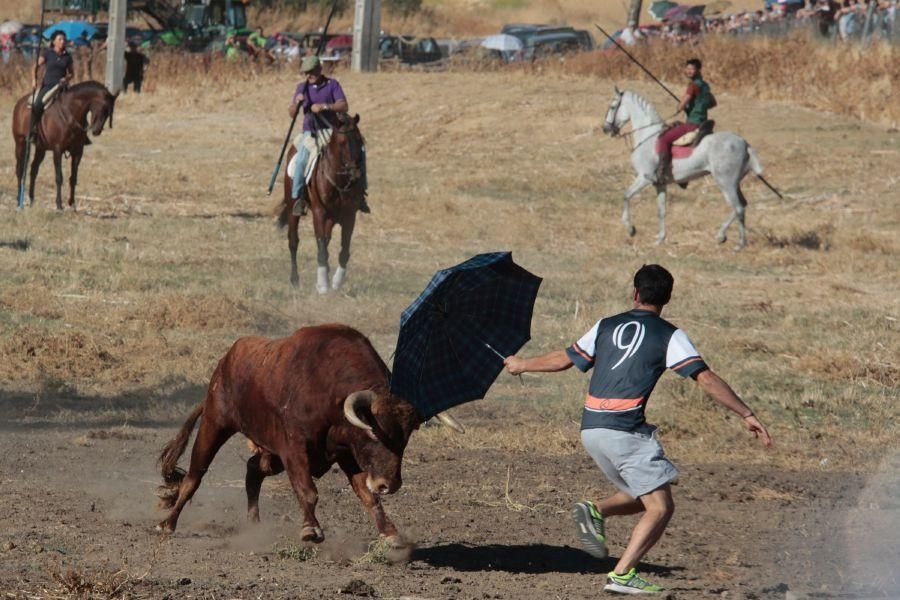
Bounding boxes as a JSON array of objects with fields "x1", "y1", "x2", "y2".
[
  {"x1": 319, "y1": 119, "x2": 363, "y2": 195},
  {"x1": 606, "y1": 96, "x2": 667, "y2": 152}
]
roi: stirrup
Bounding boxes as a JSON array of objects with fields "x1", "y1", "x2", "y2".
[{"x1": 292, "y1": 197, "x2": 307, "y2": 217}]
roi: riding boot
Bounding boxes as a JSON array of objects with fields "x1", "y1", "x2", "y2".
[
  {"x1": 292, "y1": 187, "x2": 308, "y2": 217},
  {"x1": 656, "y1": 151, "x2": 671, "y2": 184},
  {"x1": 358, "y1": 192, "x2": 371, "y2": 214}
]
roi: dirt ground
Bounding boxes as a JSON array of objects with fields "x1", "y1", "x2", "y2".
[{"x1": 0, "y1": 68, "x2": 898, "y2": 599}]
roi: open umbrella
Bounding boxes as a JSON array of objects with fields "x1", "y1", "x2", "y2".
[
  {"x1": 663, "y1": 4, "x2": 706, "y2": 21},
  {"x1": 390, "y1": 252, "x2": 542, "y2": 419},
  {"x1": 648, "y1": 1, "x2": 679, "y2": 20},
  {"x1": 0, "y1": 20, "x2": 23, "y2": 36},
  {"x1": 481, "y1": 33, "x2": 524, "y2": 52},
  {"x1": 43, "y1": 21, "x2": 97, "y2": 41}
]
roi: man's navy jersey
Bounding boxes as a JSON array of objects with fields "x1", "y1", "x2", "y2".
[{"x1": 565, "y1": 309, "x2": 708, "y2": 432}]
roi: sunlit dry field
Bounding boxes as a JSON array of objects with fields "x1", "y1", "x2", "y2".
[{"x1": 0, "y1": 66, "x2": 898, "y2": 598}]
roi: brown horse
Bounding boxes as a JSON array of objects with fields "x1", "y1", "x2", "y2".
[
  {"x1": 279, "y1": 112, "x2": 365, "y2": 291},
  {"x1": 11, "y1": 81, "x2": 118, "y2": 210}
]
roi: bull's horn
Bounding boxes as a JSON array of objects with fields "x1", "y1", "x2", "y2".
[
  {"x1": 434, "y1": 411, "x2": 465, "y2": 434},
  {"x1": 343, "y1": 390, "x2": 378, "y2": 433}
]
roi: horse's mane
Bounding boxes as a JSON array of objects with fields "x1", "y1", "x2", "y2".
[
  {"x1": 68, "y1": 80, "x2": 110, "y2": 95},
  {"x1": 625, "y1": 90, "x2": 662, "y2": 122}
]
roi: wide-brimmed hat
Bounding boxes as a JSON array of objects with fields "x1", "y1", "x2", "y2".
[{"x1": 300, "y1": 55, "x2": 321, "y2": 73}]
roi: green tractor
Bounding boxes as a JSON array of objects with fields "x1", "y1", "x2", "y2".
[{"x1": 44, "y1": 0, "x2": 252, "y2": 52}]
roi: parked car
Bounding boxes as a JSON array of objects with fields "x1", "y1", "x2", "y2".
[
  {"x1": 378, "y1": 35, "x2": 442, "y2": 64},
  {"x1": 523, "y1": 30, "x2": 581, "y2": 61}
]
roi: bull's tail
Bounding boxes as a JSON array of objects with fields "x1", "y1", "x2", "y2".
[
  {"x1": 156, "y1": 403, "x2": 203, "y2": 509},
  {"x1": 747, "y1": 145, "x2": 764, "y2": 176}
]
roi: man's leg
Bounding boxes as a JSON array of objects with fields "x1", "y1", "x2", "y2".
[
  {"x1": 598, "y1": 490, "x2": 644, "y2": 517},
  {"x1": 291, "y1": 133, "x2": 312, "y2": 216},
  {"x1": 614, "y1": 484, "x2": 675, "y2": 575}
]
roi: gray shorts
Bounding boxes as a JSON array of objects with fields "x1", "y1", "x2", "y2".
[{"x1": 581, "y1": 424, "x2": 678, "y2": 499}]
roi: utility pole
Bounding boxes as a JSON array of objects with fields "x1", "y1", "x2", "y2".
[
  {"x1": 351, "y1": 0, "x2": 381, "y2": 72},
  {"x1": 105, "y1": 0, "x2": 126, "y2": 93}
]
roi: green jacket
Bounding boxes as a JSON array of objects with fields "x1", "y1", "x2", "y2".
[{"x1": 685, "y1": 77, "x2": 712, "y2": 124}]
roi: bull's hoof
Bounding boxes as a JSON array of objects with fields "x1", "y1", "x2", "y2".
[
  {"x1": 155, "y1": 521, "x2": 175, "y2": 534},
  {"x1": 300, "y1": 526, "x2": 324, "y2": 543},
  {"x1": 627, "y1": 225, "x2": 636, "y2": 237},
  {"x1": 383, "y1": 535, "x2": 416, "y2": 563}
]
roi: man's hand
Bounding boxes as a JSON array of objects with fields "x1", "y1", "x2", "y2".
[
  {"x1": 311, "y1": 103, "x2": 327, "y2": 113},
  {"x1": 504, "y1": 355, "x2": 527, "y2": 376},
  {"x1": 743, "y1": 415, "x2": 772, "y2": 448}
]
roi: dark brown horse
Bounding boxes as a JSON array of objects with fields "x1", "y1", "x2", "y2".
[
  {"x1": 12, "y1": 81, "x2": 118, "y2": 210},
  {"x1": 279, "y1": 112, "x2": 365, "y2": 291}
]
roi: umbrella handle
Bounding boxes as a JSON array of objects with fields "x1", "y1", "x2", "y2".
[{"x1": 482, "y1": 341, "x2": 525, "y2": 386}]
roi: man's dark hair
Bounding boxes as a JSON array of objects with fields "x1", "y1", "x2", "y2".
[
  {"x1": 50, "y1": 30, "x2": 66, "y2": 43},
  {"x1": 634, "y1": 264, "x2": 674, "y2": 307},
  {"x1": 685, "y1": 58, "x2": 702, "y2": 70}
]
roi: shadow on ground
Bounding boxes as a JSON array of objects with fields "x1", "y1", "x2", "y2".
[
  {"x1": 0, "y1": 380, "x2": 206, "y2": 431},
  {"x1": 413, "y1": 542, "x2": 684, "y2": 575}
]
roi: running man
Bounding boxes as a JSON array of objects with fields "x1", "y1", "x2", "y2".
[{"x1": 504, "y1": 264, "x2": 771, "y2": 594}]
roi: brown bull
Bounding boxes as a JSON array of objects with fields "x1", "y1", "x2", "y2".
[{"x1": 156, "y1": 324, "x2": 462, "y2": 544}]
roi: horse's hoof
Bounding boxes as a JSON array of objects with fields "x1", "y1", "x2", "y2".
[
  {"x1": 300, "y1": 526, "x2": 324, "y2": 543},
  {"x1": 734, "y1": 242, "x2": 745, "y2": 251},
  {"x1": 627, "y1": 225, "x2": 636, "y2": 237},
  {"x1": 716, "y1": 234, "x2": 727, "y2": 244},
  {"x1": 290, "y1": 276, "x2": 299, "y2": 288},
  {"x1": 316, "y1": 285, "x2": 329, "y2": 295},
  {"x1": 332, "y1": 267, "x2": 346, "y2": 290},
  {"x1": 656, "y1": 236, "x2": 666, "y2": 245}
]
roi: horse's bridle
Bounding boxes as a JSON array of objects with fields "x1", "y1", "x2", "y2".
[{"x1": 321, "y1": 118, "x2": 363, "y2": 194}]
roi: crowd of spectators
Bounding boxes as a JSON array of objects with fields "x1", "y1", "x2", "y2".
[{"x1": 652, "y1": 0, "x2": 898, "y2": 44}]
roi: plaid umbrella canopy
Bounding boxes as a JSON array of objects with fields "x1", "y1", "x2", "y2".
[{"x1": 390, "y1": 252, "x2": 542, "y2": 419}]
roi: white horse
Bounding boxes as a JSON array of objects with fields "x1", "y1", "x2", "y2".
[{"x1": 602, "y1": 88, "x2": 764, "y2": 248}]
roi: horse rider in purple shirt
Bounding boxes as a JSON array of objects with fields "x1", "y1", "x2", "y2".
[{"x1": 289, "y1": 55, "x2": 369, "y2": 216}]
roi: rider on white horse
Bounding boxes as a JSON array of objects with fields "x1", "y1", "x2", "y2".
[{"x1": 656, "y1": 58, "x2": 716, "y2": 183}]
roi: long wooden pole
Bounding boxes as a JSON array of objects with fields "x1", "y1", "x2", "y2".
[{"x1": 19, "y1": 0, "x2": 47, "y2": 209}]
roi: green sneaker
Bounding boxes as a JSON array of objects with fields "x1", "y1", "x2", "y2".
[
  {"x1": 604, "y1": 568, "x2": 663, "y2": 594},
  {"x1": 571, "y1": 500, "x2": 607, "y2": 559}
]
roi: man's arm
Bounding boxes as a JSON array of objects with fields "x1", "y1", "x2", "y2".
[
  {"x1": 504, "y1": 349, "x2": 573, "y2": 375},
  {"x1": 311, "y1": 98, "x2": 348, "y2": 114},
  {"x1": 696, "y1": 369, "x2": 772, "y2": 447}
]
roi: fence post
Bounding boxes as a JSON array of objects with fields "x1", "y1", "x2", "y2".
[
  {"x1": 351, "y1": 0, "x2": 381, "y2": 72},
  {"x1": 104, "y1": 0, "x2": 126, "y2": 92}
]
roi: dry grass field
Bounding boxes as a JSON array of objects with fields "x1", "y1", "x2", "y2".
[{"x1": 0, "y1": 55, "x2": 898, "y2": 598}]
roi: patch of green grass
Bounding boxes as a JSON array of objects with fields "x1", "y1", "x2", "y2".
[{"x1": 275, "y1": 543, "x2": 318, "y2": 562}]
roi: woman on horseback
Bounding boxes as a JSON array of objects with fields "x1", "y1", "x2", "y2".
[{"x1": 30, "y1": 30, "x2": 74, "y2": 142}]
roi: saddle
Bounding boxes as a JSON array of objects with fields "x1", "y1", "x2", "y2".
[
  {"x1": 27, "y1": 83, "x2": 61, "y2": 110},
  {"x1": 288, "y1": 128, "x2": 333, "y2": 184},
  {"x1": 673, "y1": 120, "x2": 715, "y2": 147}
]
